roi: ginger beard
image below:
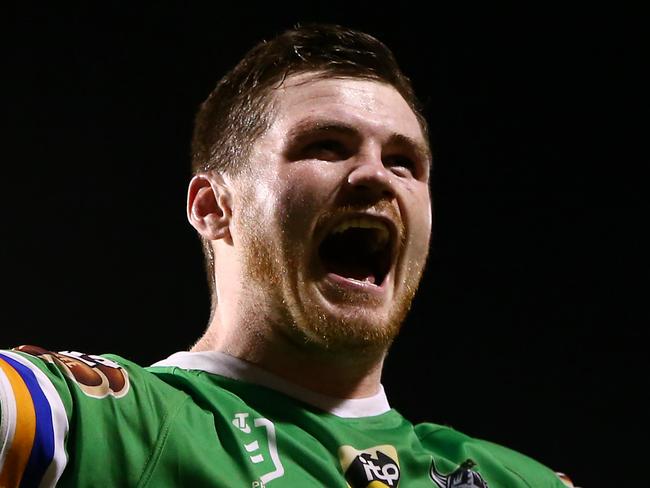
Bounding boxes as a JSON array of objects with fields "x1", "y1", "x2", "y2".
[{"x1": 236, "y1": 190, "x2": 429, "y2": 354}]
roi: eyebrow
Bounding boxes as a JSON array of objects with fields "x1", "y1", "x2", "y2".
[
  {"x1": 387, "y1": 132, "x2": 432, "y2": 165},
  {"x1": 286, "y1": 119, "x2": 359, "y2": 144},
  {"x1": 286, "y1": 118, "x2": 432, "y2": 164}
]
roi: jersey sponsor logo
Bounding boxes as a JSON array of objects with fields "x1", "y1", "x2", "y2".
[
  {"x1": 429, "y1": 458, "x2": 488, "y2": 488},
  {"x1": 14, "y1": 345, "x2": 130, "y2": 399},
  {"x1": 231, "y1": 412, "x2": 285, "y2": 486},
  {"x1": 339, "y1": 445, "x2": 401, "y2": 487}
]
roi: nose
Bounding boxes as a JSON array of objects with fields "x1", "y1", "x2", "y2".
[{"x1": 346, "y1": 155, "x2": 395, "y2": 200}]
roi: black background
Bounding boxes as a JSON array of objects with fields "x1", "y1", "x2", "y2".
[{"x1": 4, "y1": 3, "x2": 644, "y2": 486}]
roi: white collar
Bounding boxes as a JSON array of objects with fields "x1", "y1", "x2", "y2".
[{"x1": 151, "y1": 351, "x2": 391, "y2": 419}]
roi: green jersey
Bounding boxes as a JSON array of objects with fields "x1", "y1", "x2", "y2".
[{"x1": 0, "y1": 345, "x2": 576, "y2": 487}]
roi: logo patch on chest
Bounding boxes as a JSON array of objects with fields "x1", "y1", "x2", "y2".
[
  {"x1": 429, "y1": 459, "x2": 488, "y2": 488},
  {"x1": 231, "y1": 412, "x2": 285, "y2": 486},
  {"x1": 339, "y1": 445, "x2": 401, "y2": 487}
]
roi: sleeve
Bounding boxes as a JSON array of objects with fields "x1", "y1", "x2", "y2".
[
  {"x1": 474, "y1": 438, "x2": 580, "y2": 488},
  {"x1": 0, "y1": 347, "x2": 69, "y2": 488},
  {"x1": 0, "y1": 345, "x2": 187, "y2": 488}
]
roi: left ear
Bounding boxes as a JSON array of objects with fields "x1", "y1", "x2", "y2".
[{"x1": 187, "y1": 172, "x2": 233, "y2": 243}]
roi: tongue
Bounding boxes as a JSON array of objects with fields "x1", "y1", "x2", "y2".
[{"x1": 328, "y1": 260, "x2": 376, "y2": 284}]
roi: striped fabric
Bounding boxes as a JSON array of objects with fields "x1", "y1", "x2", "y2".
[{"x1": 0, "y1": 351, "x2": 68, "y2": 488}]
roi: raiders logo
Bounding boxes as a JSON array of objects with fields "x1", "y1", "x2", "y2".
[
  {"x1": 430, "y1": 459, "x2": 488, "y2": 488},
  {"x1": 15, "y1": 344, "x2": 130, "y2": 399},
  {"x1": 339, "y1": 445, "x2": 401, "y2": 487}
]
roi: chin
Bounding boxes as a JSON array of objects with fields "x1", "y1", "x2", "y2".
[{"x1": 290, "y1": 284, "x2": 407, "y2": 352}]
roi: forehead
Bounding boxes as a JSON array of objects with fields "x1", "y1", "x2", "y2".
[{"x1": 266, "y1": 73, "x2": 427, "y2": 148}]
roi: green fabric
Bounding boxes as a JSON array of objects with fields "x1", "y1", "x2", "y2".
[{"x1": 3, "y1": 350, "x2": 568, "y2": 487}]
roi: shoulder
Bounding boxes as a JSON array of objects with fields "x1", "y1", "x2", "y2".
[
  {"x1": 415, "y1": 422, "x2": 579, "y2": 487},
  {"x1": 0, "y1": 345, "x2": 190, "y2": 487},
  {"x1": 1, "y1": 344, "x2": 192, "y2": 414},
  {"x1": 2, "y1": 344, "x2": 186, "y2": 401}
]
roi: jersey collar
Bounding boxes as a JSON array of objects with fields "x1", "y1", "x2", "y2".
[{"x1": 151, "y1": 351, "x2": 391, "y2": 419}]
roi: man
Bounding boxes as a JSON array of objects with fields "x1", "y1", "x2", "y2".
[{"x1": 0, "y1": 24, "x2": 577, "y2": 487}]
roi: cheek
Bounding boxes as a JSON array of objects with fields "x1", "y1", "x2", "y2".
[
  {"x1": 254, "y1": 180, "x2": 282, "y2": 221},
  {"x1": 404, "y1": 187, "x2": 433, "y2": 253},
  {"x1": 274, "y1": 166, "x2": 331, "y2": 231}
]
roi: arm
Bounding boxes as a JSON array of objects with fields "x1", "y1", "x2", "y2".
[{"x1": 0, "y1": 349, "x2": 69, "y2": 487}]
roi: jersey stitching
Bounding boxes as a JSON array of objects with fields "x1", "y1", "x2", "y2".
[
  {"x1": 135, "y1": 392, "x2": 190, "y2": 488},
  {"x1": 413, "y1": 425, "x2": 446, "y2": 445},
  {"x1": 504, "y1": 464, "x2": 533, "y2": 487}
]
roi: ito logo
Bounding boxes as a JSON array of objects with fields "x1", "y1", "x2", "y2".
[{"x1": 339, "y1": 445, "x2": 401, "y2": 487}]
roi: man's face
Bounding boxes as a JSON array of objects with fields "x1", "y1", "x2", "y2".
[{"x1": 232, "y1": 73, "x2": 432, "y2": 353}]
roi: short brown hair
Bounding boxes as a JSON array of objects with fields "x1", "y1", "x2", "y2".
[
  {"x1": 190, "y1": 23, "x2": 429, "y2": 301},
  {"x1": 191, "y1": 23, "x2": 429, "y2": 175}
]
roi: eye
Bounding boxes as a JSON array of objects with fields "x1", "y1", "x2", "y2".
[
  {"x1": 384, "y1": 155, "x2": 417, "y2": 176},
  {"x1": 302, "y1": 139, "x2": 351, "y2": 161}
]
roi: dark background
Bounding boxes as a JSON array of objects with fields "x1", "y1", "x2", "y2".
[{"x1": 4, "y1": 4, "x2": 644, "y2": 486}]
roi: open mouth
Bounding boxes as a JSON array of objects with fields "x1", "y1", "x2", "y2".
[{"x1": 318, "y1": 216, "x2": 394, "y2": 287}]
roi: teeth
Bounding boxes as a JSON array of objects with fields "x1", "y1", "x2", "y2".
[{"x1": 330, "y1": 217, "x2": 390, "y2": 250}]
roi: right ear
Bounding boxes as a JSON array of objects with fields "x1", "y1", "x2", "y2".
[{"x1": 187, "y1": 172, "x2": 233, "y2": 243}]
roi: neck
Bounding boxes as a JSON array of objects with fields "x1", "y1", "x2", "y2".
[{"x1": 191, "y1": 315, "x2": 386, "y2": 399}]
